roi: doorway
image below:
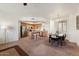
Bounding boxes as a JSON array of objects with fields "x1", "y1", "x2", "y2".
[{"x1": 19, "y1": 21, "x2": 42, "y2": 38}]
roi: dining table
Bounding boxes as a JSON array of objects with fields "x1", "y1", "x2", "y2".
[{"x1": 49, "y1": 34, "x2": 65, "y2": 46}]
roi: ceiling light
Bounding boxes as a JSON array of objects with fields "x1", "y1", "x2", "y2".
[{"x1": 23, "y1": 3, "x2": 27, "y2": 6}]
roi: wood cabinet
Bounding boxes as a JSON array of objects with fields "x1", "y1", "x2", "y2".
[{"x1": 40, "y1": 31, "x2": 48, "y2": 37}]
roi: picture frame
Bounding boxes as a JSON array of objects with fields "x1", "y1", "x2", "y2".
[{"x1": 76, "y1": 16, "x2": 79, "y2": 30}]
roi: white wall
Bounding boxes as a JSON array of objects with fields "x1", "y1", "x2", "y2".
[
  {"x1": 50, "y1": 20, "x2": 55, "y2": 34},
  {"x1": 0, "y1": 16, "x2": 19, "y2": 44},
  {"x1": 67, "y1": 14, "x2": 79, "y2": 46}
]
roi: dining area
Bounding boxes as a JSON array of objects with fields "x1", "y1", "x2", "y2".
[{"x1": 49, "y1": 33, "x2": 66, "y2": 47}]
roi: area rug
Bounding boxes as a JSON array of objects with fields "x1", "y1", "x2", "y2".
[{"x1": 0, "y1": 45, "x2": 29, "y2": 56}]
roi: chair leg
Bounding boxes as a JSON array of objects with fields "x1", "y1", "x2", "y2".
[{"x1": 49, "y1": 38, "x2": 51, "y2": 43}]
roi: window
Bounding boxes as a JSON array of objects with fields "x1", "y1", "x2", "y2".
[{"x1": 58, "y1": 21, "x2": 67, "y2": 33}]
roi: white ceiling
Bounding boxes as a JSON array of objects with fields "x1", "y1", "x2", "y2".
[{"x1": 0, "y1": 3, "x2": 79, "y2": 20}]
